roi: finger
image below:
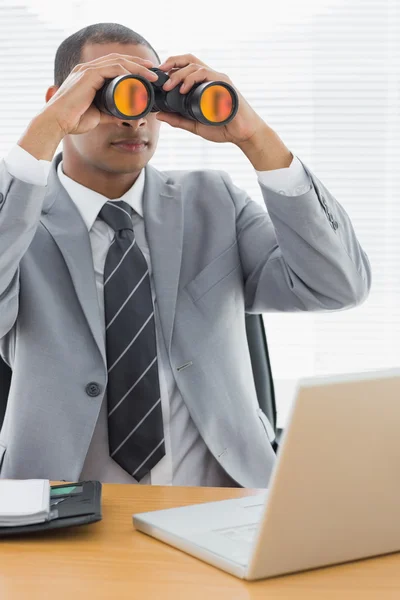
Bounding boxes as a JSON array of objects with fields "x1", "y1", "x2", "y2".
[
  {"x1": 156, "y1": 111, "x2": 197, "y2": 134},
  {"x1": 162, "y1": 67, "x2": 182, "y2": 79},
  {"x1": 118, "y1": 54, "x2": 155, "y2": 66},
  {"x1": 88, "y1": 58, "x2": 158, "y2": 81},
  {"x1": 162, "y1": 64, "x2": 201, "y2": 91},
  {"x1": 178, "y1": 67, "x2": 215, "y2": 93},
  {"x1": 77, "y1": 53, "x2": 155, "y2": 67},
  {"x1": 116, "y1": 58, "x2": 159, "y2": 80},
  {"x1": 101, "y1": 52, "x2": 155, "y2": 66},
  {"x1": 158, "y1": 54, "x2": 206, "y2": 71}
]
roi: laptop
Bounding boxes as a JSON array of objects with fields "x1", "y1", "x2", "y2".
[{"x1": 133, "y1": 368, "x2": 400, "y2": 580}]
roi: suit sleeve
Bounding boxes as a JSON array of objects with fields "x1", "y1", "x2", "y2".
[
  {"x1": 0, "y1": 146, "x2": 50, "y2": 338},
  {"x1": 221, "y1": 159, "x2": 371, "y2": 313}
]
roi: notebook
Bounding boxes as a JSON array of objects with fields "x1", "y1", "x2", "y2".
[
  {"x1": 0, "y1": 480, "x2": 103, "y2": 536},
  {"x1": 0, "y1": 479, "x2": 51, "y2": 526}
]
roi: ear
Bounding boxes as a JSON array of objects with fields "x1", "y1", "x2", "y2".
[{"x1": 45, "y1": 85, "x2": 59, "y2": 103}]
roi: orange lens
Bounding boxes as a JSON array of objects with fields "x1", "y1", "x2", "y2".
[
  {"x1": 199, "y1": 84, "x2": 234, "y2": 123},
  {"x1": 113, "y1": 77, "x2": 150, "y2": 117}
]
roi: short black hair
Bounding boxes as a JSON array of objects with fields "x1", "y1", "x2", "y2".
[{"x1": 54, "y1": 22, "x2": 160, "y2": 87}]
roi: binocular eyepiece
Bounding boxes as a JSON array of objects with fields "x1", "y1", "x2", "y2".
[{"x1": 93, "y1": 67, "x2": 239, "y2": 126}]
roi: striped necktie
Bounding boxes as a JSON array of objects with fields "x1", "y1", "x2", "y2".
[{"x1": 99, "y1": 199, "x2": 165, "y2": 481}]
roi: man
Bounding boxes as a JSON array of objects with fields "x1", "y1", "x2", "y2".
[{"x1": 0, "y1": 23, "x2": 371, "y2": 487}]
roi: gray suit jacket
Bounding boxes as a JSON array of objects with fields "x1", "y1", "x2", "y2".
[{"x1": 0, "y1": 151, "x2": 371, "y2": 487}]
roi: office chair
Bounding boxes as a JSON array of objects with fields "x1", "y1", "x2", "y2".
[
  {"x1": 0, "y1": 356, "x2": 11, "y2": 433},
  {"x1": 244, "y1": 314, "x2": 280, "y2": 451},
  {"x1": 0, "y1": 314, "x2": 280, "y2": 450}
]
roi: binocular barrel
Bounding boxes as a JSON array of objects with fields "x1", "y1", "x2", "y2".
[{"x1": 93, "y1": 67, "x2": 239, "y2": 126}]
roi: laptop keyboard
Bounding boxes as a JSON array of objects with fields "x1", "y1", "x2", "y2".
[{"x1": 215, "y1": 523, "x2": 258, "y2": 544}]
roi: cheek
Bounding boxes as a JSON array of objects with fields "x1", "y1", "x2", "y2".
[
  {"x1": 72, "y1": 131, "x2": 104, "y2": 153},
  {"x1": 149, "y1": 123, "x2": 161, "y2": 145},
  {"x1": 148, "y1": 115, "x2": 161, "y2": 135},
  {"x1": 151, "y1": 129, "x2": 160, "y2": 142}
]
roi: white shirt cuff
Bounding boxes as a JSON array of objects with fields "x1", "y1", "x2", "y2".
[
  {"x1": 4, "y1": 144, "x2": 52, "y2": 187},
  {"x1": 255, "y1": 154, "x2": 312, "y2": 196}
]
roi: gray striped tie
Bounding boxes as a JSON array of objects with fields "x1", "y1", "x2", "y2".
[{"x1": 99, "y1": 200, "x2": 165, "y2": 481}]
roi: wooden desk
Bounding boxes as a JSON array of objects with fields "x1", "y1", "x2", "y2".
[{"x1": 1, "y1": 483, "x2": 400, "y2": 599}]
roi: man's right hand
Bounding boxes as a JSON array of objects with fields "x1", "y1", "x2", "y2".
[
  {"x1": 44, "y1": 53, "x2": 158, "y2": 136},
  {"x1": 17, "y1": 53, "x2": 159, "y2": 162}
]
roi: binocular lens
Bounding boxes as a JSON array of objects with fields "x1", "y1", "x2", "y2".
[
  {"x1": 95, "y1": 72, "x2": 239, "y2": 125},
  {"x1": 113, "y1": 77, "x2": 150, "y2": 117},
  {"x1": 199, "y1": 84, "x2": 234, "y2": 123}
]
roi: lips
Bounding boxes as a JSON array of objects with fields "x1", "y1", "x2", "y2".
[
  {"x1": 112, "y1": 140, "x2": 148, "y2": 146},
  {"x1": 111, "y1": 140, "x2": 148, "y2": 154}
]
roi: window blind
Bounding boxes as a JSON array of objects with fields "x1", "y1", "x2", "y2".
[{"x1": 0, "y1": 0, "x2": 398, "y2": 424}]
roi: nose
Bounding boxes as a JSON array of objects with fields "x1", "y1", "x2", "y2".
[
  {"x1": 101, "y1": 110, "x2": 148, "y2": 128},
  {"x1": 117, "y1": 116, "x2": 147, "y2": 129}
]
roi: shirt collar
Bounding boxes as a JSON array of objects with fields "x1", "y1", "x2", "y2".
[{"x1": 57, "y1": 160, "x2": 145, "y2": 231}]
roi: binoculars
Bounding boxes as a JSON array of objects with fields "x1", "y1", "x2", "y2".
[{"x1": 93, "y1": 67, "x2": 239, "y2": 126}]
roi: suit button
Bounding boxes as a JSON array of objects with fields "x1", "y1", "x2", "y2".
[
  {"x1": 86, "y1": 382, "x2": 101, "y2": 397},
  {"x1": 333, "y1": 221, "x2": 339, "y2": 230}
]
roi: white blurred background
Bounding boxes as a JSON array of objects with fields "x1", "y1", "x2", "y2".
[{"x1": 0, "y1": 0, "x2": 399, "y2": 425}]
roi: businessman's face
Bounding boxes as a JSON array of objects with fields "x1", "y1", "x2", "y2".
[{"x1": 49, "y1": 42, "x2": 161, "y2": 177}]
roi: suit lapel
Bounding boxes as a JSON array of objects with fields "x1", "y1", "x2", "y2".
[
  {"x1": 40, "y1": 153, "x2": 107, "y2": 369},
  {"x1": 39, "y1": 154, "x2": 183, "y2": 368},
  {"x1": 143, "y1": 164, "x2": 183, "y2": 353}
]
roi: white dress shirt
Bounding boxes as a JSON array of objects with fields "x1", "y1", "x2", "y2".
[{"x1": 3, "y1": 143, "x2": 311, "y2": 486}]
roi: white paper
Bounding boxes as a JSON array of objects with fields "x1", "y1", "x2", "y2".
[{"x1": 0, "y1": 479, "x2": 50, "y2": 527}]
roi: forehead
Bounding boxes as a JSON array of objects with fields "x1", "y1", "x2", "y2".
[{"x1": 81, "y1": 42, "x2": 158, "y2": 65}]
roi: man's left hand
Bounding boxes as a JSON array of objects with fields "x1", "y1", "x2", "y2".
[{"x1": 155, "y1": 54, "x2": 265, "y2": 146}]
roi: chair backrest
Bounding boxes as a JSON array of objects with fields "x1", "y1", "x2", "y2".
[
  {"x1": 0, "y1": 356, "x2": 11, "y2": 431},
  {"x1": 244, "y1": 314, "x2": 277, "y2": 433},
  {"x1": 0, "y1": 314, "x2": 277, "y2": 435}
]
